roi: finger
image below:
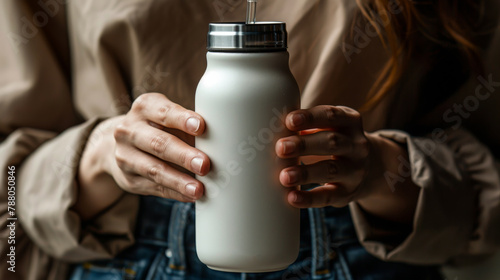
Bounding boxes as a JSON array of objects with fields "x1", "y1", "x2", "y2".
[
  {"x1": 118, "y1": 123, "x2": 210, "y2": 176},
  {"x1": 287, "y1": 184, "x2": 354, "y2": 208},
  {"x1": 122, "y1": 174, "x2": 196, "y2": 203},
  {"x1": 285, "y1": 105, "x2": 361, "y2": 132},
  {"x1": 279, "y1": 159, "x2": 358, "y2": 187},
  {"x1": 131, "y1": 93, "x2": 205, "y2": 136},
  {"x1": 110, "y1": 151, "x2": 195, "y2": 202},
  {"x1": 276, "y1": 131, "x2": 351, "y2": 158},
  {"x1": 115, "y1": 145, "x2": 204, "y2": 200}
]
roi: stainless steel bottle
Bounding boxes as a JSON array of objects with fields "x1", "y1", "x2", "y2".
[{"x1": 195, "y1": 22, "x2": 300, "y2": 272}]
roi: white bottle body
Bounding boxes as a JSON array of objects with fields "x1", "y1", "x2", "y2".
[{"x1": 195, "y1": 51, "x2": 300, "y2": 272}]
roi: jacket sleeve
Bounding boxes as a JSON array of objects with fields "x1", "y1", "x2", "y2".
[
  {"x1": 350, "y1": 128, "x2": 500, "y2": 265},
  {"x1": 0, "y1": 0, "x2": 138, "y2": 265}
]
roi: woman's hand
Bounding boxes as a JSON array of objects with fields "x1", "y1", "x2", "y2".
[
  {"x1": 276, "y1": 105, "x2": 420, "y2": 225},
  {"x1": 276, "y1": 105, "x2": 371, "y2": 208},
  {"x1": 75, "y1": 93, "x2": 210, "y2": 220},
  {"x1": 111, "y1": 93, "x2": 209, "y2": 201}
]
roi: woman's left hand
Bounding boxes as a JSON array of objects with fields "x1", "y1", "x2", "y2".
[{"x1": 276, "y1": 105, "x2": 375, "y2": 208}]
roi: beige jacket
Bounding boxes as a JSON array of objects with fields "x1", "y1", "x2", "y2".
[{"x1": 1, "y1": 0, "x2": 499, "y2": 279}]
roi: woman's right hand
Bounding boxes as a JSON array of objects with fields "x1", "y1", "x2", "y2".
[
  {"x1": 75, "y1": 93, "x2": 210, "y2": 220},
  {"x1": 112, "y1": 93, "x2": 210, "y2": 202}
]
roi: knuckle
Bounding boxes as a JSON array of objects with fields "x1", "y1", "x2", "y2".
[
  {"x1": 351, "y1": 112, "x2": 362, "y2": 123},
  {"x1": 154, "y1": 184, "x2": 169, "y2": 198},
  {"x1": 326, "y1": 132, "x2": 338, "y2": 153},
  {"x1": 150, "y1": 134, "x2": 170, "y2": 156},
  {"x1": 157, "y1": 103, "x2": 174, "y2": 124},
  {"x1": 346, "y1": 108, "x2": 362, "y2": 122},
  {"x1": 113, "y1": 123, "x2": 130, "y2": 142},
  {"x1": 132, "y1": 94, "x2": 149, "y2": 112},
  {"x1": 146, "y1": 164, "x2": 163, "y2": 182},
  {"x1": 325, "y1": 160, "x2": 338, "y2": 180},
  {"x1": 323, "y1": 106, "x2": 338, "y2": 122},
  {"x1": 114, "y1": 149, "x2": 128, "y2": 170}
]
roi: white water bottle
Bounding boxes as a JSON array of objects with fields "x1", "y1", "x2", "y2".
[{"x1": 195, "y1": 22, "x2": 301, "y2": 272}]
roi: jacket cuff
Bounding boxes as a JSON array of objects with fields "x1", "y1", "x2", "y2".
[
  {"x1": 350, "y1": 129, "x2": 499, "y2": 265},
  {"x1": 14, "y1": 118, "x2": 139, "y2": 261}
]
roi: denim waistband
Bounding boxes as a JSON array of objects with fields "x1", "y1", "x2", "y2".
[{"x1": 135, "y1": 196, "x2": 359, "y2": 278}]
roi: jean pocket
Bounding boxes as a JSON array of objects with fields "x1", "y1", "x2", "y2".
[{"x1": 70, "y1": 259, "x2": 147, "y2": 280}]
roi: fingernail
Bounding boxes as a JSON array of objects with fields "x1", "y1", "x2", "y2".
[
  {"x1": 291, "y1": 113, "x2": 305, "y2": 127},
  {"x1": 186, "y1": 183, "x2": 197, "y2": 197},
  {"x1": 292, "y1": 192, "x2": 303, "y2": 203},
  {"x1": 286, "y1": 170, "x2": 299, "y2": 184},
  {"x1": 186, "y1": 117, "x2": 200, "y2": 133},
  {"x1": 282, "y1": 141, "x2": 296, "y2": 155},
  {"x1": 191, "y1": 157, "x2": 203, "y2": 174}
]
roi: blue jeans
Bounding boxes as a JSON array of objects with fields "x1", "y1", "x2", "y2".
[{"x1": 70, "y1": 196, "x2": 443, "y2": 280}]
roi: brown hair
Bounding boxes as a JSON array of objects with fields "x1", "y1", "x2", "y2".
[{"x1": 356, "y1": 0, "x2": 486, "y2": 112}]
